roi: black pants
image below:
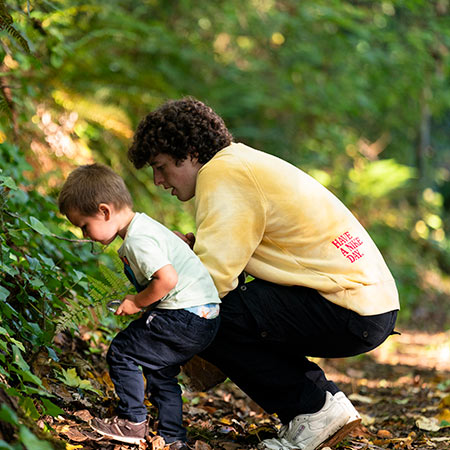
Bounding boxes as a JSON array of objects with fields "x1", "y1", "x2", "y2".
[
  {"x1": 200, "y1": 278, "x2": 397, "y2": 424},
  {"x1": 107, "y1": 309, "x2": 220, "y2": 442}
]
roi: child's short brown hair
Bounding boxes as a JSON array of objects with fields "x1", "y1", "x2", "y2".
[{"x1": 58, "y1": 164, "x2": 133, "y2": 216}]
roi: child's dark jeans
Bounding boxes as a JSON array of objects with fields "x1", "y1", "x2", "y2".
[{"x1": 106, "y1": 308, "x2": 220, "y2": 443}]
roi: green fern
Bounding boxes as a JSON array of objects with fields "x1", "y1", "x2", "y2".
[
  {"x1": 99, "y1": 263, "x2": 129, "y2": 295},
  {"x1": 55, "y1": 295, "x2": 93, "y2": 334},
  {"x1": 0, "y1": 93, "x2": 10, "y2": 113},
  {"x1": 0, "y1": 0, "x2": 30, "y2": 53},
  {"x1": 0, "y1": 1, "x2": 12, "y2": 26},
  {"x1": 55, "y1": 255, "x2": 134, "y2": 334}
]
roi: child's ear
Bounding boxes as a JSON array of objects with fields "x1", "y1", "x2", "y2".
[{"x1": 98, "y1": 203, "x2": 112, "y2": 220}]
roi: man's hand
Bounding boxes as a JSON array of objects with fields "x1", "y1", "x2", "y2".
[
  {"x1": 115, "y1": 295, "x2": 142, "y2": 316},
  {"x1": 173, "y1": 231, "x2": 196, "y2": 249}
]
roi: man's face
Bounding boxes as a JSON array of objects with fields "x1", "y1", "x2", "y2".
[{"x1": 150, "y1": 153, "x2": 203, "y2": 201}]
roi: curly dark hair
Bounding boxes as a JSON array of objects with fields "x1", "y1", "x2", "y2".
[{"x1": 128, "y1": 97, "x2": 233, "y2": 168}]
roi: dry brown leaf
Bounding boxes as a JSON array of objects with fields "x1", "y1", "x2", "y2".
[
  {"x1": 202, "y1": 406, "x2": 217, "y2": 414},
  {"x1": 44, "y1": 380, "x2": 74, "y2": 402},
  {"x1": 377, "y1": 429, "x2": 393, "y2": 438},
  {"x1": 59, "y1": 426, "x2": 89, "y2": 442},
  {"x1": 218, "y1": 443, "x2": 242, "y2": 450},
  {"x1": 138, "y1": 440, "x2": 149, "y2": 449},
  {"x1": 149, "y1": 435, "x2": 165, "y2": 450},
  {"x1": 73, "y1": 409, "x2": 94, "y2": 422},
  {"x1": 194, "y1": 440, "x2": 212, "y2": 450}
]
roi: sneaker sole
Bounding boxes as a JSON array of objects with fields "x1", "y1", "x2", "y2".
[
  {"x1": 318, "y1": 418, "x2": 362, "y2": 449},
  {"x1": 90, "y1": 426, "x2": 146, "y2": 445}
]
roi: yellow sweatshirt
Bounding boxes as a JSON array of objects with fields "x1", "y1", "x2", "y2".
[{"x1": 194, "y1": 143, "x2": 399, "y2": 316}]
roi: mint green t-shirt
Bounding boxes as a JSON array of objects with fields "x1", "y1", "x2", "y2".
[{"x1": 118, "y1": 212, "x2": 220, "y2": 310}]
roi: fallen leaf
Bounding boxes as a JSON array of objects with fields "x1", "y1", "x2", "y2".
[
  {"x1": 377, "y1": 429, "x2": 393, "y2": 438},
  {"x1": 346, "y1": 368, "x2": 365, "y2": 378},
  {"x1": 360, "y1": 413, "x2": 376, "y2": 426},
  {"x1": 149, "y1": 435, "x2": 165, "y2": 450},
  {"x1": 219, "y1": 443, "x2": 242, "y2": 450},
  {"x1": 348, "y1": 393, "x2": 376, "y2": 404},
  {"x1": 194, "y1": 441, "x2": 212, "y2": 450},
  {"x1": 415, "y1": 416, "x2": 441, "y2": 432},
  {"x1": 138, "y1": 440, "x2": 149, "y2": 449},
  {"x1": 219, "y1": 417, "x2": 232, "y2": 425},
  {"x1": 439, "y1": 394, "x2": 450, "y2": 408},
  {"x1": 202, "y1": 406, "x2": 217, "y2": 414},
  {"x1": 73, "y1": 409, "x2": 94, "y2": 422},
  {"x1": 437, "y1": 407, "x2": 450, "y2": 424},
  {"x1": 186, "y1": 407, "x2": 208, "y2": 417},
  {"x1": 60, "y1": 427, "x2": 89, "y2": 442}
]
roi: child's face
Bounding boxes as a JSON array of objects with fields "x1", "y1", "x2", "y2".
[
  {"x1": 67, "y1": 206, "x2": 119, "y2": 245},
  {"x1": 150, "y1": 153, "x2": 202, "y2": 202}
]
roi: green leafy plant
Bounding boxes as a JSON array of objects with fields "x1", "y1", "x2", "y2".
[
  {"x1": 54, "y1": 367, "x2": 101, "y2": 396},
  {"x1": 0, "y1": 142, "x2": 100, "y2": 448},
  {"x1": 55, "y1": 254, "x2": 134, "y2": 334}
]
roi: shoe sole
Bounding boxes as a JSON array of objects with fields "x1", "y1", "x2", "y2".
[
  {"x1": 318, "y1": 418, "x2": 362, "y2": 449},
  {"x1": 90, "y1": 426, "x2": 146, "y2": 445}
]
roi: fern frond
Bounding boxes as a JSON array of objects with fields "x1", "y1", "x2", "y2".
[
  {"x1": 0, "y1": 93, "x2": 10, "y2": 113},
  {"x1": 86, "y1": 275, "x2": 111, "y2": 297},
  {"x1": 55, "y1": 295, "x2": 91, "y2": 334},
  {"x1": 111, "y1": 254, "x2": 124, "y2": 272},
  {"x1": 99, "y1": 264, "x2": 128, "y2": 295},
  {"x1": 89, "y1": 289, "x2": 105, "y2": 302},
  {"x1": 0, "y1": 1, "x2": 30, "y2": 53},
  {"x1": 54, "y1": 260, "x2": 133, "y2": 333},
  {"x1": 0, "y1": 1, "x2": 13, "y2": 26}
]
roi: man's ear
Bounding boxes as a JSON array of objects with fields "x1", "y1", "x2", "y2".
[{"x1": 98, "y1": 203, "x2": 112, "y2": 220}]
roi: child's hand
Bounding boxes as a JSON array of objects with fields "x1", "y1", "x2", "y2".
[{"x1": 115, "y1": 295, "x2": 142, "y2": 315}]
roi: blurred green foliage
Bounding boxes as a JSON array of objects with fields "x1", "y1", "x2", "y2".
[
  {"x1": 0, "y1": 0, "x2": 448, "y2": 335},
  {"x1": 0, "y1": 0, "x2": 449, "y2": 446}
]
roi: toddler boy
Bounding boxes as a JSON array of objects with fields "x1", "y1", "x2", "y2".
[{"x1": 58, "y1": 163, "x2": 220, "y2": 448}]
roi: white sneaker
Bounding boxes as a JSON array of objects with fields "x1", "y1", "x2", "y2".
[
  {"x1": 259, "y1": 391, "x2": 350, "y2": 450},
  {"x1": 333, "y1": 392, "x2": 361, "y2": 424},
  {"x1": 258, "y1": 435, "x2": 296, "y2": 450},
  {"x1": 308, "y1": 391, "x2": 362, "y2": 448}
]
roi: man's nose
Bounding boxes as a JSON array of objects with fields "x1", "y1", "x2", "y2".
[{"x1": 153, "y1": 171, "x2": 164, "y2": 186}]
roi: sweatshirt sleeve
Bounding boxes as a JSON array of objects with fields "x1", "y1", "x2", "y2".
[{"x1": 193, "y1": 158, "x2": 266, "y2": 298}]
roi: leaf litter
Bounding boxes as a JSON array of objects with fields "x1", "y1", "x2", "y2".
[{"x1": 46, "y1": 329, "x2": 449, "y2": 449}]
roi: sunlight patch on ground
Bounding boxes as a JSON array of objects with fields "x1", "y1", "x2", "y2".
[{"x1": 370, "y1": 329, "x2": 450, "y2": 372}]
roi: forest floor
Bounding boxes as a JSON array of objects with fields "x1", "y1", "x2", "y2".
[{"x1": 47, "y1": 328, "x2": 450, "y2": 450}]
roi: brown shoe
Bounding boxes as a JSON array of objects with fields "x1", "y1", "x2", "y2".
[{"x1": 90, "y1": 416, "x2": 147, "y2": 445}]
